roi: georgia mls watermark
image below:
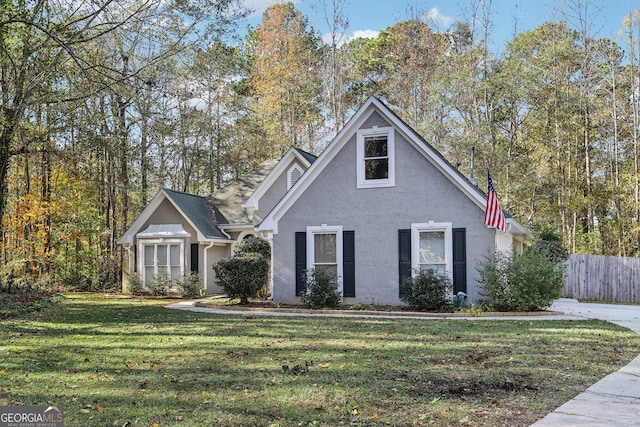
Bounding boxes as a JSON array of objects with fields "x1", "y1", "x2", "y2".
[{"x1": 0, "y1": 406, "x2": 64, "y2": 427}]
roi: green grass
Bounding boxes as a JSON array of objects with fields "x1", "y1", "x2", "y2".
[{"x1": 1, "y1": 293, "x2": 639, "y2": 426}]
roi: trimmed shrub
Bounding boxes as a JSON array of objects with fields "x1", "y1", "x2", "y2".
[
  {"x1": 234, "y1": 235, "x2": 272, "y2": 300},
  {"x1": 477, "y1": 245, "x2": 567, "y2": 312},
  {"x1": 300, "y1": 269, "x2": 341, "y2": 309},
  {"x1": 234, "y1": 235, "x2": 271, "y2": 259},
  {"x1": 213, "y1": 255, "x2": 269, "y2": 304},
  {"x1": 177, "y1": 272, "x2": 202, "y2": 298},
  {"x1": 400, "y1": 269, "x2": 452, "y2": 311}
]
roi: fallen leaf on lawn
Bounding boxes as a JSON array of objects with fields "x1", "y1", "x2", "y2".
[
  {"x1": 369, "y1": 414, "x2": 379, "y2": 419},
  {"x1": 0, "y1": 370, "x2": 6, "y2": 375},
  {"x1": 351, "y1": 408, "x2": 358, "y2": 415}
]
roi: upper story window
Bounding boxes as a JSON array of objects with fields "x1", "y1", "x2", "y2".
[{"x1": 356, "y1": 127, "x2": 395, "y2": 188}]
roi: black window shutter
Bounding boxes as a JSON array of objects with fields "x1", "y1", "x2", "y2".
[
  {"x1": 398, "y1": 229, "x2": 412, "y2": 297},
  {"x1": 133, "y1": 245, "x2": 137, "y2": 272},
  {"x1": 343, "y1": 231, "x2": 355, "y2": 298},
  {"x1": 295, "y1": 232, "x2": 307, "y2": 296},
  {"x1": 452, "y1": 228, "x2": 467, "y2": 294},
  {"x1": 190, "y1": 243, "x2": 199, "y2": 272}
]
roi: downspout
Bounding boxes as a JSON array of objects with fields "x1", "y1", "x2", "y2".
[
  {"x1": 261, "y1": 230, "x2": 275, "y2": 299},
  {"x1": 202, "y1": 241, "x2": 215, "y2": 294},
  {"x1": 123, "y1": 243, "x2": 133, "y2": 292}
]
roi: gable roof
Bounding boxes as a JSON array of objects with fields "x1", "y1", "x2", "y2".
[
  {"x1": 163, "y1": 189, "x2": 225, "y2": 239},
  {"x1": 243, "y1": 147, "x2": 317, "y2": 210},
  {"x1": 118, "y1": 188, "x2": 228, "y2": 245},
  {"x1": 258, "y1": 96, "x2": 532, "y2": 240},
  {"x1": 211, "y1": 159, "x2": 279, "y2": 225}
]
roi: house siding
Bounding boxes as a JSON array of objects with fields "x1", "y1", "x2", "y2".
[
  {"x1": 255, "y1": 159, "x2": 306, "y2": 223},
  {"x1": 271, "y1": 115, "x2": 495, "y2": 305}
]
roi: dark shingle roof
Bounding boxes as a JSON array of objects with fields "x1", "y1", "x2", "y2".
[
  {"x1": 211, "y1": 159, "x2": 278, "y2": 225},
  {"x1": 293, "y1": 147, "x2": 318, "y2": 165},
  {"x1": 163, "y1": 189, "x2": 228, "y2": 239}
]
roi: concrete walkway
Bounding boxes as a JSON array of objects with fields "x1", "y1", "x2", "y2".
[{"x1": 166, "y1": 298, "x2": 640, "y2": 426}]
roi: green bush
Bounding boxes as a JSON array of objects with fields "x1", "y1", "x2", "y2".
[
  {"x1": 177, "y1": 272, "x2": 202, "y2": 298},
  {"x1": 234, "y1": 235, "x2": 271, "y2": 259},
  {"x1": 127, "y1": 273, "x2": 144, "y2": 295},
  {"x1": 234, "y1": 235, "x2": 272, "y2": 300},
  {"x1": 300, "y1": 269, "x2": 341, "y2": 309},
  {"x1": 400, "y1": 269, "x2": 452, "y2": 311},
  {"x1": 477, "y1": 245, "x2": 567, "y2": 312},
  {"x1": 213, "y1": 255, "x2": 269, "y2": 304},
  {"x1": 147, "y1": 273, "x2": 170, "y2": 296}
]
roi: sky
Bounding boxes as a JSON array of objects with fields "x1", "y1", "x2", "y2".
[{"x1": 241, "y1": 0, "x2": 640, "y2": 51}]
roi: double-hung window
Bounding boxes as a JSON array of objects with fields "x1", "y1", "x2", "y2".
[
  {"x1": 411, "y1": 222, "x2": 452, "y2": 280},
  {"x1": 306, "y1": 225, "x2": 343, "y2": 291},
  {"x1": 357, "y1": 127, "x2": 395, "y2": 188}
]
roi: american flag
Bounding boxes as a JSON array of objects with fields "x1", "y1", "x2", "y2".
[{"x1": 484, "y1": 171, "x2": 507, "y2": 233}]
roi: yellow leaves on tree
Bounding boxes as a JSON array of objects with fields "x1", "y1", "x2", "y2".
[{"x1": 250, "y1": 2, "x2": 323, "y2": 155}]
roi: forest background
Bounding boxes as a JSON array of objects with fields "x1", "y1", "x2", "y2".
[{"x1": 2, "y1": 0, "x2": 640, "y2": 291}]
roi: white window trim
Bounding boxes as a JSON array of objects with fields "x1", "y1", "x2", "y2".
[
  {"x1": 411, "y1": 222, "x2": 453, "y2": 282},
  {"x1": 356, "y1": 126, "x2": 395, "y2": 189},
  {"x1": 287, "y1": 164, "x2": 304, "y2": 190},
  {"x1": 306, "y1": 225, "x2": 343, "y2": 294},
  {"x1": 138, "y1": 238, "x2": 186, "y2": 287}
]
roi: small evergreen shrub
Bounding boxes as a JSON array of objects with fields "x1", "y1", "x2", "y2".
[
  {"x1": 177, "y1": 272, "x2": 202, "y2": 298},
  {"x1": 300, "y1": 269, "x2": 341, "y2": 309},
  {"x1": 234, "y1": 235, "x2": 271, "y2": 259},
  {"x1": 400, "y1": 269, "x2": 452, "y2": 311},
  {"x1": 148, "y1": 273, "x2": 170, "y2": 296},
  {"x1": 127, "y1": 273, "x2": 144, "y2": 295},
  {"x1": 213, "y1": 255, "x2": 269, "y2": 304},
  {"x1": 234, "y1": 235, "x2": 272, "y2": 300},
  {"x1": 477, "y1": 245, "x2": 567, "y2": 312}
]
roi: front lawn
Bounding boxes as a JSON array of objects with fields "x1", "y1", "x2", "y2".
[{"x1": 1, "y1": 293, "x2": 638, "y2": 426}]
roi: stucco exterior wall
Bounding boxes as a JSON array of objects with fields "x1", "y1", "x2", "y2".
[
  {"x1": 206, "y1": 245, "x2": 229, "y2": 293},
  {"x1": 255, "y1": 159, "x2": 306, "y2": 223},
  {"x1": 271, "y1": 113, "x2": 495, "y2": 305}
]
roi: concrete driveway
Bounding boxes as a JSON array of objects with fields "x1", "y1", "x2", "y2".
[{"x1": 531, "y1": 299, "x2": 640, "y2": 427}]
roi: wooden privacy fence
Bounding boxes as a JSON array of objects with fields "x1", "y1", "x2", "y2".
[{"x1": 564, "y1": 254, "x2": 640, "y2": 303}]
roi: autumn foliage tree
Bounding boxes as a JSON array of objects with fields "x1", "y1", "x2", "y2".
[{"x1": 249, "y1": 2, "x2": 324, "y2": 155}]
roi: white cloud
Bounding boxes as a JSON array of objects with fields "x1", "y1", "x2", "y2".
[
  {"x1": 321, "y1": 29, "x2": 379, "y2": 47},
  {"x1": 423, "y1": 7, "x2": 455, "y2": 29},
  {"x1": 352, "y1": 29, "x2": 379, "y2": 40}
]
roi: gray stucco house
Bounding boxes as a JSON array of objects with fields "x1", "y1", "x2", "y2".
[
  {"x1": 258, "y1": 97, "x2": 532, "y2": 305},
  {"x1": 119, "y1": 96, "x2": 532, "y2": 304}
]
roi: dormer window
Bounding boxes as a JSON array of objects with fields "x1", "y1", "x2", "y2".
[
  {"x1": 287, "y1": 164, "x2": 303, "y2": 189},
  {"x1": 356, "y1": 127, "x2": 395, "y2": 188}
]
